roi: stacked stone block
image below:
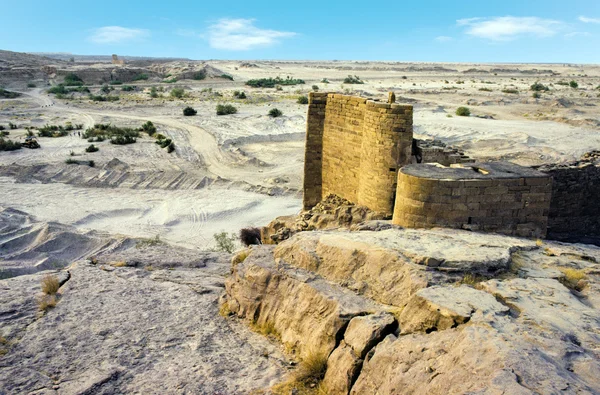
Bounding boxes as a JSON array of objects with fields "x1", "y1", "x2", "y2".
[
  {"x1": 538, "y1": 162, "x2": 600, "y2": 243},
  {"x1": 392, "y1": 163, "x2": 552, "y2": 238},
  {"x1": 303, "y1": 92, "x2": 413, "y2": 216}
]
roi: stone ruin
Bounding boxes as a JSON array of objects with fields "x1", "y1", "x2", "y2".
[
  {"x1": 111, "y1": 54, "x2": 124, "y2": 65},
  {"x1": 303, "y1": 92, "x2": 600, "y2": 243}
]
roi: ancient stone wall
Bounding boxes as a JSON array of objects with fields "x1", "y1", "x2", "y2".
[
  {"x1": 303, "y1": 92, "x2": 413, "y2": 215},
  {"x1": 538, "y1": 161, "x2": 600, "y2": 244},
  {"x1": 392, "y1": 162, "x2": 552, "y2": 238},
  {"x1": 416, "y1": 139, "x2": 474, "y2": 166}
]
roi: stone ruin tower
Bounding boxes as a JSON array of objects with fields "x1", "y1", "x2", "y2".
[{"x1": 111, "y1": 54, "x2": 124, "y2": 65}]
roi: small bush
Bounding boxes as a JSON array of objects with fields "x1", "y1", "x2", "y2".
[
  {"x1": 268, "y1": 108, "x2": 283, "y2": 118},
  {"x1": 569, "y1": 80, "x2": 578, "y2": 89},
  {"x1": 343, "y1": 75, "x2": 363, "y2": 84},
  {"x1": 163, "y1": 78, "x2": 178, "y2": 83},
  {"x1": 240, "y1": 227, "x2": 261, "y2": 246},
  {"x1": 167, "y1": 142, "x2": 175, "y2": 153},
  {"x1": 38, "y1": 124, "x2": 69, "y2": 137},
  {"x1": 456, "y1": 107, "x2": 471, "y2": 116},
  {"x1": 193, "y1": 70, "x2": 206, "y2": 80},
  {"x1": 214, "y1": 231, "x2": 236, "y2": 253},
  {"x1": 38, "y1": 294, "x2": 57, "y2": 312},
  {"x1": 297, "y1": 96, "x2": 309, "y2": 104},
  {"x1": 0, "y1": 138, "x2": 22, "y2": 151},
  {"x1": 321, "y1": 78, "x2": 329, "y2": 83},
  {"x1": 246, "y1": 77, "x2": 305, "y2": 88},
  {"x1": 532, "y1": 92, "x2": 541, "y2": 99},
  {"x1": 9, "y1": 122, "x2": 17, "y2": 130},
  {"x1": 502, "y1": 88, "x2": 519, "y2": 94},
  {"x1": 88, "y1": 160, "x2": 95, "y2": 167},
  {"x1": 156, "y1": 138, "x2": 172, "y2": 148},
  {"x1": 141, "y1": 121, "x2": 157, "y2": 135},
  {"x1": 133, "y1": 73, "x2": 149, "y2": 81},
  {"x1": 27, "y1": 82, "x2": 36, "y2": 88},
  {"x1": 478, "y1": 88, "x2": 492, "y2": 92},
  {"x1": 110, "y1": 135, "x2": 136, "y2": 145},
  {"x1": 183, "y1": 106, "x2": 197, "y2": 116},
  {"x1": 65, "y1": 158, "x2": 78, "y2": 164},
  {"x1": 220, "y1": 74, "x2": 234, "y2": 81},
  {"x1": 85, "y1": 144, "x2": 99, "y2": 153},
  {"x1": 150, "y1": 87, "x2": 158, "y2": 98},
  {"x1": 121, "y1": 85, "x2": 135, "y2": 91},
  {"x1": 63, "y1": 73, "x2": 83, "y2": 86},
  {"x1": 233, "y1": 91, "x2": 246, "y2": 99},
  {"x1": 101, "y1": 85, "x2": 111, "y2": 94},
  {"x1": 41, "y1": 275, "x2": 61, "y2": 295},
  {"x1": 170, "y1": 87, "x2": 185, "y2": 98},
  {"x1": 530, "y1": 82, "x2": 549, "y2": 92},
  {"x1": 136, "y1": 235, "x2": 163, "y2": 248},
  {"x1": 312, "y1": 85, "x2": 319, "y2": 91},
  {"x1": 216, "y1": 104, "x2": 238, "y2": 115},
  {"x1": 110, "y1": 81, "x2": 123, "y2": 85}
]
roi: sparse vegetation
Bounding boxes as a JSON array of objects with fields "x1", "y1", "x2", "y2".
[
  {"x1": 41, "y1": 275, "x2": 60, "y2": 295},
  {"x1": 89, "y1": 94, "x2": 119, "y2": 102},
  {"x1": 0, "y1": 88, "x2": 20, "y2": 98},
  {"x1": 183, "y1": 106, "x2": 197, "y2": 116},
  {"x1": 268, "y1": 108, "x2": 283, "y2": 118},
  {"x1": 65, "y1": 158, "x2": 78, "y2": 164},
  {"x1": 141, "y1": 121, "x2": 157, "y2": 135},
  {"x1": 214, "y1": 231, "x2": 236, "y2": 253},
  {"x1": 170, "y1": 87, "x2": 185, "y2": 98},
  {"x1": 220, "y1": 74, "x2": 234, "y2": 81},
  {"x1": 297, "y1": 96, "x2": 309, "y2": 104},
  {"x1": 250, "y1": 320, "x2": 279, "y2": 338},
  {"x1": 85, "y1": 144, "x2": 99, "y2": 153},
  {"x1": 312, "y1": 85, "x2": 319, "y2": 91},
  {"x1": 27, "y1": 82, "x2": 36, "y2": 88},
  {"x1": 569, "y1": 80, "x2": 579, "y2": 89},
  {"x1": 110, "y1": 81, "x2": 123, "y2": 85},
  {"x1": 216, "y1": 104, "x2": 238, "y2": 115},
  {"x1": 83, "y1": 123, "x2": 140, "y2": 144},
  {"x1": 233, "y1": 91, "x2": 247, "y2": 99},
  {"x1": 343, "y1": 75, "x2": 364, "y2": 84},
  {"x1": 37, "y1": 294, "x2": 57, "y2": 312},
  {"x1": 532, "y1": 92, "x2": 541, "y2": 99},
  {"x1": 530, "y1": 82, "x2": 549, "y2": 92},
  {"x1": 63, "y1": 73, "x2": 83, "y2": 86},
  {"x1": 38, "y1": 124, "x2": 70, "y2": 137},
  {"x1": 246, "y1": 76, "x2": 305, "y2": 88},
  {"x1": 559, "y1": 268, "x2": 587, "y2": 291},
  {"x1": 0, "y1": 138, "x2": 22, "y2": 151},
  {"x1": 136, "y1": 235, "x2": 163, "y2": 248},
  {"x1": 478, "y1": 87, "x2": 492, "y2": 92},
  {"x1": 502, "y1": 88, "x2": 519, "y2": 94},
  {"x1": 193, "y1": 70, "x2": 206, "y2": 80},
  {"x1": 150, "y1": 87, "x2": 158, "y2": 98},
  {"x1": 133, "y1": 73, "x2": 149, "y2": 81},
  {"x1": 456, "y1": 107, "x2": 470, "y2": 116},
  {"x1": 121, "y1": 85, "x2": 136, "y2": 91},
  {"x1": 163, "y1": 78, "x2": 178, "y2": 83}
]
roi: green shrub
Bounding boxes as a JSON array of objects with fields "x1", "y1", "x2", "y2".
[
  {"x1": 183, "y1": 106, "x2": 197, "y2": 116},
  {"x1": 0, "y1": 88, "x2": 20, "y2": 98},
  {"x1": 193, "y1": 71, "x2": 206, "y2": 80},
  {"x1": 246, "y1": 76, "x2": 305, "y2": 88},
  {"x1": 63, "y1": 73, "x2": 83, "y2": 86},
  {"x1": 65, "y1": 158, "x2": 78, "y2": 164},
  {"x1": 216, "y1": 104, "x2": 238, "y2": 115},
  {"x1": 167, "y1": 142, "x2": 175, "y2": 153},
  {"x1": 233, "y1": 91, "x2": 246, "y2": 99},
  {"x1": 532, "y1": 92, "x2": 541, "y2": 99},
  {"x1": 101, "y1": 85, "x2": 111, "y2": 94},
  {"x1": 556, "y1": 81, "x2": 569, "y2": 86},
  {"x1": 220, "y1": 74, "x2": 234, "y2": 81},
  {"x1": 83, "y1": 123, "x2": 140, "y2": 142},
  {"x1": 27, "y1": 82, "x2": 36, "y2": 88},
  {"x1": 297, "y1": 96, "x2": 309, "y2": 104},
  {"x1": 9, "y1": 122, "x2": 17, "y2": 130},
  {"x1": 86, "y1": 144, "x2": 99, "y2": 153},
  {"x1": 570, "y1": 80, "x2": 578, "y2": 89},
  {"x1": 110, "y1": 135, "x2": 136, "y2": 145},
  {"x1": 0, "y1": 130, "x2": 8, "y2": 136},
  {"x1": 121, "y1": 85, "x2": 135, "y2": 91},
  {"x1": 163, "y1": 78, "x2": 178, "y2": 83},
  {"x1": 38, "y1": 124, "x2": 69, "y2": 137},
  {"x1": 312, "y1": 85, "x2": 319, "y2": 91},
  {"x1": 343, "y1": 75, "x2": 363, "y2": 84},
  {"x1": 456, "y1": 107, "x2": 471, "y2": 116},
  {"x1": 502, "y1": 88, "x2": 519, "y2": 94},
  {"x1": 530, "y1": 82, "x2": 549, "y2": 92},
  {"x1": 321, "y1": 78, "x2": 329, "y2": 83},
  {"x1": 268, "y1": 108, "x2": 283, "y2": 117},
  {"x1": 156, "y1": 138, "x2": 172, "y2": 148},
  {"x1": 141, "y1": 121, "x2": 156, "y2": 135},
  {"x1": 88, "y1": 160, "x2": 95, "y2": 167},
  {"x1": 0, "y1": 138, "x2": 22, "y2": 151},
  {"x1": 133, "y1": 73, "x2": 149, "y2": 81},
  {"x1": 170, "y1": 87, "x2": 185, "y2": 98},
  {"x1": 110, "y1": 81, "x2": 122, "y2": 85},
  {"x1": 478, "y1": 88, "x2": 492, "y2": 92},
  {"x1": 149, "y1": 87, "x2": 158, "y2": 98},
  {"x1": 89, "y1": 95, "x2": 119, "y2": 102},
  {"x1": 214, "y1": 231, "x2": 236, "y2": 253}
]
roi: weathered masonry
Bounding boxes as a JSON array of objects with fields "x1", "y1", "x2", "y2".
[
  {"x1": 303, "y1": 93, "x2": 413, "y2": 216},
  {"x1": 392, "y1": 162, "x2": 552, "y2": 238}
]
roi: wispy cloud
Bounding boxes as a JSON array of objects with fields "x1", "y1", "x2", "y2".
[
  {"x1": 458, "y1": 16, "x2": 562, "y2": 41},
  {"x1": 435, "y1": 36, "x2": 453, "y2": 42},
  {"x1": 89, "y1": 26, "x2": 149, "y2": 44},
  {"x1": 579, "y1": 16, "x2": 600, "y2": 24},
  {"x1": 206, "y1": 18, "x2": 296, "y2": 50},
  {"x1": 565, "y1": 31, "x2": 591, "y2": 38}
]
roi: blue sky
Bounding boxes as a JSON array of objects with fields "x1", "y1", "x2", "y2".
[{"x1": 1, "y1": 0, "x2": 599, "y2": 62}]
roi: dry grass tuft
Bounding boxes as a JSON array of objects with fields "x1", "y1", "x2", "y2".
[
  {"x1": 219, "y1": 301, "x2": 233, "y2": 317},
  {"x1": 459, "y1": 273, "x2": 486, "y2": 287},
  {"x1": 110, "y1": 261, "x2": 127, "y2": 267},
  {"x1": 41, "y1": 275, "x2": 60, "y2": 295},
  {"x1": 559, "y1": 268, "x2": 588, "y2": 292},
  {"x1": 536, "y1": 239, "x2": 544, "y2": 247},
  {"x1": 250, "y1": 320, "x2": 279, "y2": 339},
  {"x1": 38, "y1": 294, "x2": 57, "y2": 312},
  {"x1": 294, "y1": 351, "x2": 328, "y2": 385},
  {"x1": 232, "y1": 249, "x2": 251, "y2": 267},
  {"x1": 145, "y1": 265, "x2": 154, "y2": 272}
]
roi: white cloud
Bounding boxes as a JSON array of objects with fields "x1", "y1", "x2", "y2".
[
  {"x1": 458, "y1": 16, "x2": 562, "y2": 41},
  {"x1": 565, "y1": 31, "x2": 591, "y2": 38},
  {"x1": 435, "y1": 36, "x2": 453, "y2": 42},
  {"x1": 89, "y1": 26, "x2": 149, "y2": 44},
  {"x1": 579, "y1": 16, "x2": 600, "y2": 24},
  {"x1": 206, "y1": 18, "x2": 296, "y2": 50}
]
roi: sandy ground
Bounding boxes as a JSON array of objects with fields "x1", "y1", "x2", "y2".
[{"x1": 1, "y1": 61, "x2": 599, "y2": 250}]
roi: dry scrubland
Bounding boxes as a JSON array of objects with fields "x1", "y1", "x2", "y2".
[{"x1": 1, "y1": 52, "x2": 600, "y2": 393}]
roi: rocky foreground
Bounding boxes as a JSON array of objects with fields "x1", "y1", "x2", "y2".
[
  {"x1": 1, "y1": 206, "x2": 600, "y2": 394},
  {"x1": 224, "y1": 223, "x2": 600, "y2": 394}
]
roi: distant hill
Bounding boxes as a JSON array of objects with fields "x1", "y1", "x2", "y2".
[
  {"x1": 29, "y1": 52, "x2": 192, "y2": 65},
  {"x1": 0, "y1": 49, "x2": 65, "y2": 67}
]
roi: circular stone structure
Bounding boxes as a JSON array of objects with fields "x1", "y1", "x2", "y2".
[{"x1": 392, "y1": 162, "x2": 552, "y2": 238}]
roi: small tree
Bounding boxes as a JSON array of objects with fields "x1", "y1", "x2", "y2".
[
  {"x1": 170, "y1": 87, "x2": 185, "y2": 98},
  {"x1": 569, "y1": 80, "x2": 578, "y2": 89},
  {"x1": 268, "y1": 108, "x2": 283, "y2": 118},
  {"x1": 312, "y1": 85, "x2": 319, "y2": 91},
  {"x1": 530, "y1": 82, "x2": 549, "y2": 92},
  {"x1": 85, "y1": 144, "x2": 99, "y2": 153},
  {"x1": 456, "y1": 107, "x2": 470, "y2": 117},
  {"x1": 214, "y1": 231, "x2": 236, "y2": 253},
  {"x1": 150, "y1": 87, "x2": 158, "y2": 98},
  {"x1": 142, "y1": 121, "x2": 157, "y2": 135},
  {"x1": 183, "y1": 107, "x2": 197, "y2": 116}
]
